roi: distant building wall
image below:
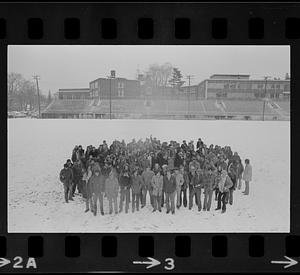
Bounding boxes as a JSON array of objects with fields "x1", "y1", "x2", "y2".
[
  {"x1": 90, "y1": 78, "x2": 141, "y2": 99},
  {"x1": 58, "y1": 88, "x2": 91, "y2": 100},
  {"x1": 198, "y1": 77, "x2": 290, "y2": 100}
]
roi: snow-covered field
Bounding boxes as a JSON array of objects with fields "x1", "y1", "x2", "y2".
[{"x1": 8, "y1": 119, "x2": 290, "y2": 233}]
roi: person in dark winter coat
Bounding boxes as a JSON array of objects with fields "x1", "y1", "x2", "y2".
[
  {"x1": 105, "y1": 170, "x2": 119, "y2": 214},
  {"x1": 131, "y1": 170, "x2": 143, "y2": 212},
  {"x1": 192, "y1": 168, "x2": 204, "y2": 211},
  {"x1": 71, "y1": 146, "x2": 78, "y2": 163},
  {"x1": 179, "y1": 165, "x2": 189, "y2": 208},
  {"x1": 214, "y1": 165, "x2": 222, "y2": 201},
  {"x1": 227, "y1": 160, "x2": 238, "y2": 205},
  {"x1": 119, "y1": 167, "x2": 132, "y2": 213},
  {"x1": 90, "y1": 159, "x2": 101, "y2": 175},
  {"x1": 196, "y1": 138, "x2": 203, "y2": 150},
  {"x1": 174, "y1": 151, "x2": 184, "y2": 169},
  {"x1": 59, "y1": 163, "x2": 73, "y2": 203},
  {"x1": 82, "y1": 166, "x2": 93, "y2": 212},
  {"x1": 188, "y1": 169, "x2": 197, "y2": 210},
  {"x1": 72, "y1": 160, "x2": 83, "y2": 196},
  {"x1": 216, "y1": 170, "x2": 233, "y2": 213},
  {"x1": 203, "y1": 167, "x2": 216, "y2": 211},
  {"x1": 141, "y1": 166, "x2": 155, "y2": 208},
  {"x1": 90, "y1": 170, "x2": 106, "y2": 216},
  {"x1": 237, "y1": 159, "x2": 244, "y2": 190},
  {"x1": 174, "y1": 168, "x2": 184, "y2": 209},
  {"x1": 163, "y1": 169, "x2": 177, "y2": 214}
]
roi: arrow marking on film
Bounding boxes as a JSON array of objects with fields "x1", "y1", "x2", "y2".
[
  {"x1": 271, "y1": 256, "x2": 298, "y2": 269},
  {"x1": 0, "y1": 258, "x2": 11, "y2": 268},
  {"x1": 133, "y1": 257, "x2": 161, "y2": 269}
]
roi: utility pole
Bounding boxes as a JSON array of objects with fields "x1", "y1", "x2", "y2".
[
  {"x1": 109, "y1": 77, "x2": 112, "y2": 119},
  {"x1": 33, "y1": 75, "x2": 41, "y2": 118},
  {"x1": 108, "y1": 70, "x2": 116, "y2": 120},
  {"x1": 186, "y1": 75, "x2": 194, "y2": 119},
  {"x1": 262, "y1": 76, "x2": 270, "y2": 121}
]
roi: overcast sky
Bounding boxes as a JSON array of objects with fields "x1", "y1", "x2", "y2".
[{"x1": 8, "y1": 45, "x2": 290, "y2": 95}]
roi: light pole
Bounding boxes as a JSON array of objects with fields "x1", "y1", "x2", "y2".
[
  {"x1": 33, "y1": 75, "x2": 41, "y2": 118},
  {"x1": 186, "y1": 75, "x2": 194, "y2": 119},
  {"x1": 108, "y1": 70, "x2": 116, "y2": 119},
  {"x1": 109, "y1": 77, "x2": 112, "y2": 119},
  {"x1": 262, "y1": 76, "x2": 270, "y2": 121}
]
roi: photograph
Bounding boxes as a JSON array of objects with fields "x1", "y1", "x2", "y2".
[{"x1": 7, "y1": 45, "x2": 290, "y2": 233}]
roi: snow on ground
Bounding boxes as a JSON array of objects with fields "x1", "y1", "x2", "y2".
[{"x1": 8, "y1": 119, "x2": 290, "y2": 233}]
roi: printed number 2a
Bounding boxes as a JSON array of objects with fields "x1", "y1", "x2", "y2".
[
  {"x1": 164, "y1": 258, "x2": 175, "y2": 270},
  {"x1": 13, "y1": 257, "x2": 37, "y2": 269}
]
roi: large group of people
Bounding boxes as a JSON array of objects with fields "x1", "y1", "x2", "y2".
[{"x1": 59, "y1": 136, "x2": 252, "y2": 216}]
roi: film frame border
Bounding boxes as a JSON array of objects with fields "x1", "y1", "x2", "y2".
[{"x1": 0, "y1": 2, "x2": 299, "y2": 273}]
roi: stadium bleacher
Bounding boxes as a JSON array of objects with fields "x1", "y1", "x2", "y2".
[
  {"x1": 41, "y1": 98, "x2": 290, "y2": 120},
  {"x1": 275, "y1": 101, "x2": 290, "y2": 115},
  {"x1": 222, "y1": 100, "x2": 279, "y2": 116},
  {"x1": 42, "y1": 99, "x2": 93, "y2": 114},
  {"x1": 202, "y1": 100, "x2": 225, "y2": 116}
]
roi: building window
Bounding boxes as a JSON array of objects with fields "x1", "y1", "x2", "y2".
[
  {"x1": 118, "y1": 82, "x2": 124, "y2": 97},
  {"x1": 257, "y1": 84, "x2": 264, "y2": 89},
  {"x1": 95, "y1": 81, "x2": 98, "y2": 88},
  {"x1": 216, "y1": 91, "x2": 227, "y2": 98}
]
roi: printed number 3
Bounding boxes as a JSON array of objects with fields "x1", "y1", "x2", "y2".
[{"x1": 164, "y1": 258, "x2": 175, "y2": 270}]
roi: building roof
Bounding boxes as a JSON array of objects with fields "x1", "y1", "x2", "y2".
[
  {"x1": 58, "y1": 88, "x2": 90, "y2": 93},
  {"x1": 181, "y1": 85, "x2": 199, "y2": 89},
  {"x1": 206, "y1": 78, "x2": 290, "y2": 82},
  {"x1": 210, "y1": 74, "x2": 250, "y2": 79},
  {"x1": 90, "y1": 77, "x2": 139, "y2": 83}
]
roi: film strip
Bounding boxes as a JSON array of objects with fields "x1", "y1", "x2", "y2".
[{"x1": 1, "y1": 2, "x2": 299, "y2": 273}]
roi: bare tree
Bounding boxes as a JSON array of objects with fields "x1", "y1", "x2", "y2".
[
  {"x1": 144, "y1": 63, "x2": 173, "y2": 88},
  {"x1": 8, "y1": 72, "x2": 47, "y2": 112},
  {"x1": 8, "y1": 72, "x2": 23, "y2": 110}
]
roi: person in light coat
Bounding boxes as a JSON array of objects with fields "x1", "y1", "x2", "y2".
[
  {"x1": 82, "y1": 166, "x2": 93, "y2": 212},
  {"x1": 141, "y1": 166, "x2": 155, "y2": 208},
  {"x1": 151, "y1": 170, "x2": 164, "y2": 212},
  {"x1": 216, "y1": 170, "x2": 233, "y2": 213},
  {"x1": 242, "y1": 159, "x2": 252, "y2": 195}
]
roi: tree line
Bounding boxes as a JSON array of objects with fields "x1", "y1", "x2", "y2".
[{"x1": 8, "y1": 72, "x2": 52, "y2": 112}]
